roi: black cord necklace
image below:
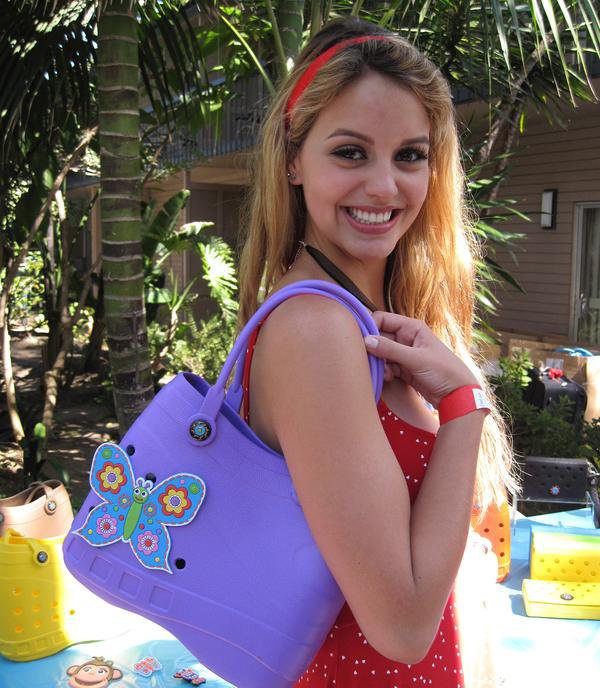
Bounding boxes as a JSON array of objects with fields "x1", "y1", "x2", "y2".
[{"x1": 299, "y1": 242, "x2": 394, "y2": 313}]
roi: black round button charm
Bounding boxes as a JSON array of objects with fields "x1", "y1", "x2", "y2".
[
  {"x1": 37, "y1": 551, "x2": 48, "y2": 564},
  {"x1": 560, "y1": 592, "x2": 574, "y2": 601},
  {"x1": 189, "y1": 419, "x2": 211, "y2": 442}
]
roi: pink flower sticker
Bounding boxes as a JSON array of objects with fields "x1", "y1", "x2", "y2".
[
  {"x1": 137, "y1": 531, "x2": 159, "y2": 555},
  {"x1": 96, "y1": 514, "x2": 117, "y2": 538}
]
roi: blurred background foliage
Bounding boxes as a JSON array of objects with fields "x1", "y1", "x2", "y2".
[{"x1": 1, "y1": 0, "x2": 599, "y2": 487}]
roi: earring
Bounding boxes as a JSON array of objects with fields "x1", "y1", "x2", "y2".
[{"x1": 287, "y1": 171, "x2": 297, "y2": 181}]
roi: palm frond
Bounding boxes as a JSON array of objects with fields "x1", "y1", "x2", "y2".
[
  {"x1": 197, "y1": 235, "x2": 239, "y2": 321},
  {"x1": 0, "y1": 0, "x2": 97, "y2": 171},
  {"x1": 0, "y1": 0, "x2": 218, "y2": 180}
]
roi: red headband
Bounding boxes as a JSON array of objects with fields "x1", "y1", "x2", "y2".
[{"x1": 284, "y1": 35, "x2": 389, "y2": 129}]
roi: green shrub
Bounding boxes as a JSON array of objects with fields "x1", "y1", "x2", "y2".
[
  {"x1": 165, "y1": 314, "x2": 235, "y2": 384},
  {"x1": 8, "y1": 250, "x2": 45, "y2": 330},
  {"x1": 491, "y1": 349, "x2": 594, "y2": 460}
]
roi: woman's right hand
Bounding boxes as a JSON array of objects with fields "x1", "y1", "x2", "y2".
[{"x1": 364, "y1": 311, "x2": 478, "y2": 408}]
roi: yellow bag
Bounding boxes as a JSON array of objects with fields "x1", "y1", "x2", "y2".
[
  {"x1": 522, "y1": 579, "x2": 600, "y2": 620},
  {"x1": 0, "y1": 529, "x2": 75, "y2": 661},
  {"x1": 529, "y1": 530, "x2": 600, "y2": 582}
]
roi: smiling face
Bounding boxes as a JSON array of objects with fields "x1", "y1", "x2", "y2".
[
  {"x1": 133, "y1": 485, "x2": 149, "y2": 504},
  {"x1": 289, "y1": 70, "x2": 430, "y2": 273}
]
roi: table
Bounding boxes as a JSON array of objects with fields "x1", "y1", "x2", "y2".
[
  {"x1": 1, "y1": 508, "x2": 598, "y2": 688},
  {"x1": 493, "y1": 507, "x2": 600, "y2": 687}
]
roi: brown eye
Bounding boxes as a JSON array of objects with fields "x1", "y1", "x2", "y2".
[
  {"x1": 396, "y1": 147, "x2": 428, "y2": 162},
  {"x1": 333, "y1": 146, "x2": 365, "y2": 161}
]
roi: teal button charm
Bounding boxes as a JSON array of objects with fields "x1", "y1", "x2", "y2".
[{"x1": 189, "y1": 419, "x2": 211, "y2": 442}]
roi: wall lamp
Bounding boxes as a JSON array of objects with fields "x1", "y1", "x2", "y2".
[{"x1": 541, "y1": 189, "x2": 557, "y2": 229}]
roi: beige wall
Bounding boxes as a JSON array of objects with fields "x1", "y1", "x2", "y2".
[{"x1": 467, "y1": 95, "x2": 600, "y2": 341}]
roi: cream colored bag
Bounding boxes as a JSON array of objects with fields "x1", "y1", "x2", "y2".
[
  {"x1": 0, "y1": 480, "x2": 73, "y2": 539},
  {"x1": 454, "y1": 531, "x2": 501, "y2": 688}
]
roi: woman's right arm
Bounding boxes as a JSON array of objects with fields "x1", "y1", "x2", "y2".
[{"x1": 252, "y1": 295, "x2": 485, "y2": 664}]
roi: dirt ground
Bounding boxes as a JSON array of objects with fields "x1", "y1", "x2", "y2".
[{"x1": 0, "y1": 333, "x2": 119, "y2": 513}]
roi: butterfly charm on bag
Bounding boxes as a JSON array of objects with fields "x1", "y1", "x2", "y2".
[{"x1": 74, "y1": 443, "x2": 206, "y2": 573}]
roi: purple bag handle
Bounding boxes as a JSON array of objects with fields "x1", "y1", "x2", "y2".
[{"x1": 192, "y1": 280, "x2": 384, "y2": 439}]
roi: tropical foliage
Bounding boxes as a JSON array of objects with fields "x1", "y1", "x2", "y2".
[
  {"x1": 1, "y1": 1, "x2": 599, "y2": 488},
  {"x1": 1, "y1": 0, "x2": 230, "y2": 441}
]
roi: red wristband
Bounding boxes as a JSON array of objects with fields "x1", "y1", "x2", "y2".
[{"x1": 437, "y1": 385, "x2": 491, "y2": 425}]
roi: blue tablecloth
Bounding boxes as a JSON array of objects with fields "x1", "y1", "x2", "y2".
[
  {"x1": 494, "y1": 507, "x2": 600, "y2": 687},
  {"x1": 1, "y1": 508, "x2": 598, "y2": 688}
]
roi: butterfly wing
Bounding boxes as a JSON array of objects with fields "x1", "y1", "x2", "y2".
[
  {"x1": 74, "y1": 443, "x2": 135, "y2": 546},
  {"x1": 75, "y1": 502, "x2": 128, "y2": 546},
  {"x1": 88, "y1": 442, "x2": 135, "y2": 501},
  {"x1": 129, "y1": 474, "x2": 206, "y2": 573}
]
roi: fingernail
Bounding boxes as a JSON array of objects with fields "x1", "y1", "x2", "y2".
[{"x1": 364, "y1": 336, "x2": 378, "y2": 349}]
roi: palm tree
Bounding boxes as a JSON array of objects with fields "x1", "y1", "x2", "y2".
[
  {"x1": 1, "y1": 0, "x2": 218, "y2": 433},
  {"x1": 98, "y1": 0, "x2": 153, "y2": 429}
]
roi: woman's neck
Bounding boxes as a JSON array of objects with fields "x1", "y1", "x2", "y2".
[{"x1": 288, "y1": 242, "x2": 388, "y2": 312}]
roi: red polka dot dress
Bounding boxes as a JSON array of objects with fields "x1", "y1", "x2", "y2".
[{"x1": 242, "y1": 318, "x2": 465, "y2": 688}]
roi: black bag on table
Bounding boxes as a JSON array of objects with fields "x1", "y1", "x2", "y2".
[{"x1": 522, "y1": 366, "x2": 587, "y2": 425}]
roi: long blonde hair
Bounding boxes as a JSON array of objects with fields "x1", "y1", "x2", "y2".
[{"x1": 238, "y1": 17, "x2": 518, "y2": 511}]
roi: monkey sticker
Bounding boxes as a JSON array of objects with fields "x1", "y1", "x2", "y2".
[{"x1": 66, "y1": 656, "x2": 123, "y2": 687}]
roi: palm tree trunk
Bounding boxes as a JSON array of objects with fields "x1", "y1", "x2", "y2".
[
  {"x1": 278, "y1": 0, "x2": 305, "y2": 62},
  {"x1": 98, "y1": 0, "x2": 153, "y2": 434}
]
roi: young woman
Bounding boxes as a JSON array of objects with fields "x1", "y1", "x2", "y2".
[{"x1": 237, "y1": 17, "x2": 516, "y2": 688}]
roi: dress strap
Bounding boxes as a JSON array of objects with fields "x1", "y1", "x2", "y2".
[{"x1": 241, "y1": 319, "x2": 265, "y2": 424}]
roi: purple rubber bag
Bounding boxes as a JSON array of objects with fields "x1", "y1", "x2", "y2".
[{"x1": 63, "y1": 280, "x2": 384, "y2": 688}]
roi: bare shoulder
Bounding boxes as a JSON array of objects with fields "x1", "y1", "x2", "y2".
[
  {"x1": 259, "y1": 291, "x2": 365, "y2": 352},
  {"x1": 254, "y1": 292, "x2": 373, "y2": 407}
]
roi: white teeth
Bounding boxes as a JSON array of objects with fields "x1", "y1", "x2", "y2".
[{"x1": 347, "y1": 207, "x2": 393, "y2": 224}]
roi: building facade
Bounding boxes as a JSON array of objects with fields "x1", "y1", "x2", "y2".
[{"x1": 77, "y1": 73, "x2": 600, "y2": 349}]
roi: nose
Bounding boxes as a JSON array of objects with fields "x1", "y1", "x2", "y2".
[{"x1": 363, "y1": 160, "x2": 399, "y2": 202}]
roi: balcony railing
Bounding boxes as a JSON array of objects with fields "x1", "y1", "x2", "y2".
[
  {"x1": 151, "y1": 76, "x2": 268, "y2": 167},
  {"x1": 151, "y1": 53, "x2": 599, "y2": 169}
]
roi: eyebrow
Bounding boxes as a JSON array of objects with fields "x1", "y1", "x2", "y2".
[{"x1": 325, "y1": 128, "x2": 430, "y2": 146}]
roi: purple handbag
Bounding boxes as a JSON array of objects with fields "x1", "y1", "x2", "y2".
[{"x1": 63, "y1": 280, "x2": 384, "y2": 688}]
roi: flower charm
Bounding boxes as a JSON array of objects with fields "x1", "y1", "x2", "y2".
[
  {"x1": 160, "y1": 485, "x2": 191, "y2": 518},
  {"x1": 96, "y1": 514, "x2": 118, "y2": 538},
  {"x1": 97, "y1": 462, "x2": 128, "y2": 493},
  {"x1": 549, "y1": 484, "x2": 560, "y2": 496},
  {"x1": 189, "y1": 419, "x2": 211, "y2": 441},
  {"x1": 137, "y1": 531, "x2": 159, "y2": 555}
]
